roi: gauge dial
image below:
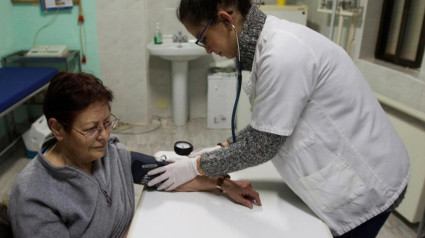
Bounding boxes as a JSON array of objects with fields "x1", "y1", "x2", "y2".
[{"x1": 174, "y1": 141, "x2": 193, "y2": 156}]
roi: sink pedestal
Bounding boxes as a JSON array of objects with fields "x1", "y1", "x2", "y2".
[
  {"x1": 147, "y1": 40, "x2": 207, "y2": 126},
  {"x1": 171, "y1": 61, "x2": 189, "y2": 126}
]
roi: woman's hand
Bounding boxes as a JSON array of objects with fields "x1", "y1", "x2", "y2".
[
  {"x1": 147, "y1": 158, "x2": 199, "y2": 191},
  {"x1": 175, "y1": 177, "x2": 262, "y2": 209},
  {"x1": 222, "y1": 180, "x2": 262, "y2": 209}
]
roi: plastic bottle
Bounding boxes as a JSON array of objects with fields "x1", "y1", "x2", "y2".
[{"x1": 154, "y1": 22, "x2": 163, "y2": 45}]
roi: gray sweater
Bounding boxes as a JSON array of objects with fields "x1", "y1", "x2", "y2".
[
  {"x1": 8, "y1": 135, "x2": 134, "y2": 238},
  {"x1": 201, "y1": 125, "x2": 286, "y2": 176}
]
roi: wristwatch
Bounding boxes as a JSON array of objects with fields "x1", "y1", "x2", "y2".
[{"x1": 216, "y1": 174, "x2": 231, "y2": 193}]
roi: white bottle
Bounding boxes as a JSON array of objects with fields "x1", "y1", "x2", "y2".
[{"x1": 154, "y1": 22, "x2": 163, "y2": 44}]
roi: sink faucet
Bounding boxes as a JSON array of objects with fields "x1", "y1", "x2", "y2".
[{"x1": 172, "y1": 30, "x2": 188, "y2": 43}]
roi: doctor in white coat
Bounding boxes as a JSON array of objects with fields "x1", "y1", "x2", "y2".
[{"x1": 148, "y1": 0, "x2": 410, "y2": 237}]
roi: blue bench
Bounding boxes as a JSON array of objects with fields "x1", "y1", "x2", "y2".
[
  {"x1": 0, "y1": 67, "x2": 57, "y2": 157},
  {"x1": 0, "y1": 67, "x2": 58, "y2": 118}
]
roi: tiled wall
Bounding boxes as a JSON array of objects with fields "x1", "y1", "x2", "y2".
[
  {"x1": 95, "y1": 0, "x2": 218, "y2": 122},
  {"x1": 95, "y1": 0, "x2": 149, "y2": 123},
  {"x1": 146, "y1": 0, "x2": 217, "y2": 120}
]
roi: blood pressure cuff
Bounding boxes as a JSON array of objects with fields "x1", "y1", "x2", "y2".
[{"x1": 130, "y1": 151, "x2": 168, "y2": 188}]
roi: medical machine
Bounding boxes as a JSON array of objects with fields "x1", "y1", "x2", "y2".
[
  {"x1": 131, "y1": 151, "x2": 168, "y2": 188},
  {"x1": 41, "y1": 0, "x2": 73, "y2": 11},
  {"x1": 26, "y1": 45, "x2": 69, "y2": 57}
]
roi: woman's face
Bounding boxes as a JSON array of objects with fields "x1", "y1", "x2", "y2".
[
  {"x1": 185, "y1": 19, "x2": 238, "y2": 59},
  {"x1": 61, "y1": 100, "x2": 111, "y2": 165}
]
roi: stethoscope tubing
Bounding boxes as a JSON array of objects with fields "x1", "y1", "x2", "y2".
[
  {"x1": 231, "y1": 24, "x2": 242, "y2": 143},
  {"x1": 231, "y1": 63, "x2": 242, "y2": 143}
]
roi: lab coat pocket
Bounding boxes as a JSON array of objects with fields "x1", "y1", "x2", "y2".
[{"x1": 299, "y1": 157, "x2": 366, "y2": 213}]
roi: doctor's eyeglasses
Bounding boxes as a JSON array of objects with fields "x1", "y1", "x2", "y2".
[
  {"x1": 63, "y1": 114, "x2": 120, "y2": 141},
  {"x1": 195, "y1": 18, "x2": 213, "y2": 48}
]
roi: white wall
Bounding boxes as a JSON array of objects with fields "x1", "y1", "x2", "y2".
[{"x1": 95, "y1": 0, "x2": 149, "y2": 123}]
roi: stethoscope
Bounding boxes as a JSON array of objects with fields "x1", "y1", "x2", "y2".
[
  {"x1": 173, "y1": 24, "x2": 241, "y2": 151},
  {"x1": 174, "y1": 31, "x2": 240, "y2": 153},
  {"x1": 231, "y1": 23, "x2": 242, "y2": 143}
]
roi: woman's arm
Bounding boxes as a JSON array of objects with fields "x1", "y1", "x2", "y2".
[
  {"x1": 199, "y1": 125, "x2": 286, "y2": 177},
  {"x1": 8, "y1": 191, "x2": 70, "y2": 238},
  {"x1": 224, "y1": 125, "x2": 251, "y2": 145},
  {"x1": 174, "y1": 176, "x2": 262, "y2": 209}
]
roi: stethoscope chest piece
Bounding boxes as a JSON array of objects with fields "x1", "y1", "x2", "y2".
[{"x1": 174, "y1": 141, "x2": 193, "y2": 156}]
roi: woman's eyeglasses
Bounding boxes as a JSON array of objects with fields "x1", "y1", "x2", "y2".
[
  {"x1": 195, "y1": 18, "x2": 213, "y2": 48},
  {"x1": 64, "y1": 114, "x2": 120, "y2": 141}
]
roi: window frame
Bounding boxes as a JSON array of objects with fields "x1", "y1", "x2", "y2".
[{"x1": 375, "y1": 0, "x2": 425, "y2": 68}]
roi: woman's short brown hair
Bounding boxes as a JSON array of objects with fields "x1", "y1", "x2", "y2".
[{"x1": 43, "y1": 72, "x2": 114, "y2": 131}]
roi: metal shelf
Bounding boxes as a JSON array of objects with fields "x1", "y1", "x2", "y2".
[
  {"x1": 1, "y1": 50, "x2": 81, "y2": 72},
  {"x1": 317, "y1": 7, "x2": 360, "y2": 17}
]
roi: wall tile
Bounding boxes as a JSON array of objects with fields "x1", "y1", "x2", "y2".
[
  {"x1": 96, "y1": 0, "x2": 148, "y2": 123},
  {"x1": 146, "y1": 1, "x2": 211, "y2": 121}
]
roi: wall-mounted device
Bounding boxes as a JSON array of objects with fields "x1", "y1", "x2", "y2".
[
  {"x1": 41, "y1": 0, "x2": 73, "y2": 11},
  {"x1": 26, "y1": 45, "x2": 69, "y2": 57}
]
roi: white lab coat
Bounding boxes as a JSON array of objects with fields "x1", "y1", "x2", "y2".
[{"x1": 245, "y1": 16, "x2": 410, "y2": 236}]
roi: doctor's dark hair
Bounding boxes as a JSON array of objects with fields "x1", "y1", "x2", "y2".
[
  {"x1": 177, "y1": 0, "x2": 252, "y2": 25},
  {"x1": 43, "y1": 72, "x2": 114, "y2": 132}
]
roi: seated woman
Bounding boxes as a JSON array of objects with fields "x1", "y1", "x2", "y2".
[{"x1": 7, "y1": 72, "x2": 261, "y2": 238}]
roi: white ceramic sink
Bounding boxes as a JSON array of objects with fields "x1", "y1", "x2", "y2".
[
  {"x1": 147, "y1": 39, "x2": 207, "y2": 126},
  {"x1": 147, "y1": 40, "x2": 207, "y2": 61}
]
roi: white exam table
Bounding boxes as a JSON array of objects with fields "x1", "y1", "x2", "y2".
[{"x1": 128, "y1": 160, "x2": 332, "y2": 238}]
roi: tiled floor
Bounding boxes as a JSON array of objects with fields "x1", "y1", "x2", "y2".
[{"x1": 0, "y1": 118, "x2": 421, "y2": 237}]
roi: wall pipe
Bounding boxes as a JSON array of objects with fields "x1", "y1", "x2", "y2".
[{"x1": 329, "y1": 0, "x2": 339, "y2": 40}]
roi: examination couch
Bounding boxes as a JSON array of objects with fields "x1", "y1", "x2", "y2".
[
  {"x1": 0, "y1": 67, "x2": 57, "y2": 158},
  {"x1": 0, "y1": 67, "x2": 57, "y2": 118}
]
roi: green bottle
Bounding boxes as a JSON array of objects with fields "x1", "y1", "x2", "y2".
[{"x1": 154, "y1": 22, "x2": 163, "y2": 44}]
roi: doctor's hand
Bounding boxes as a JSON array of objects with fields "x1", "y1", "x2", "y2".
[
  {"x1": 147, "y1": 157, "x2": 200, "y2": 191},
  {"x1": 188, "y1": 145, "x2": 221, "y2": 158},
  {"x1": 222, "y1": 180, "x2": 262, "y2": 209}
]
